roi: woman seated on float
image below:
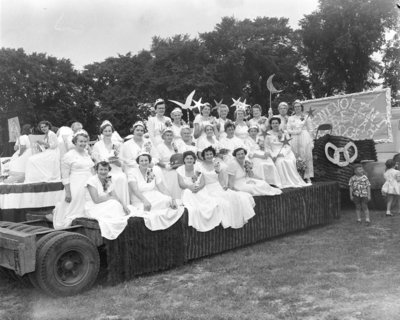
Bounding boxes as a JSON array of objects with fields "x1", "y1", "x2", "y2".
[
  {"x1": 146, "y1": 99, "x2": 171, "y2": 147},
  {"x1": 244, "y1": 124, "x2": 282, "y2": 188},
  {"x1": 52, "y1": 131, "x2": 94, "y2": 229},
  {"x1": 85, "y1": 161, "x2": 131, "y2": 240},
  {"x1": 120, "y1": 121, "x2": 159, "y2": 174},
  {"x1": 198, "y1": 146, "x2": 255, "y2": 229},
  {"x1": 196, "y1": 123, "x2": 220, "y2": 160},
  {"x1": 175, "y1": 125, "x2": 197, "y2": 154},
  {"x1": 227, "y1": 147, "x2": 282, "y2": 196},
  {"x1": 92, "y1": 121, "x2": 129, "y2": 206},
  {"x1": 5, "y1": 124, "x2": 33, "y2": 183},
  {"x1": 215, "y1": 104, "x2": 230, "y2": 139},
  {"x1": 248, "y1": 104, "x2": 268, "y2": 136},
  {"x1": 25, "y1": 120, "x2": 61, "y2": 183},
  {"x1": 218, "y1": 121, "x2": 245, "y2": 163},
  {"x1": 234, "y1": 107, "x2": 250, "y2": 144},
  {"x1": 264, "y1": 117, "x2": 308, "y2": 188},
  {"x1": 156, "y1": 127, "x2": 182, "y2": 199},
  {"x1": 127, "y1": 153, "x2": 184, "y2": 231},
  {"x1": 177, "y1": 151, "x2": 223, "y2": 232},
  {"x1": 170, "y1": 108, "x2": 185, "y2": 144},
  {"x1": 193, "y1": 102, "x2": 218, "y2": 139}
]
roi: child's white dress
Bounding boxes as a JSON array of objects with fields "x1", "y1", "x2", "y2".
[{"x1": 382, "y1": 168, "x2": 400, "y2": 195}]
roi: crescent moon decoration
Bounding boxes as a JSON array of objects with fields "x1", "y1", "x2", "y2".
[{"x1": 266, "y1": 74, "x2": 284, "y2": 117}]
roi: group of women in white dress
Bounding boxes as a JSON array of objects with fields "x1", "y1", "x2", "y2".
[{"x1": 7, "y1": 98, "x2": 315, "y2": 240}]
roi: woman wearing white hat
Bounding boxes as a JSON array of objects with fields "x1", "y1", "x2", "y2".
[
  {"x1": 92, "y1": 121, "x2": 130, "y2": 206},
  {"x1": 146, "y1": 99, "x2": 171, "y2": 146}
]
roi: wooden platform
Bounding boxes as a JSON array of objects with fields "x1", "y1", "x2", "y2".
[{"x1": 75, "y1": 181, "x2": 340, "y2": 284}]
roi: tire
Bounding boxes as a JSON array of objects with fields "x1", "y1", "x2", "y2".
[
  {"x1": 36, "y1": 232, "x2": 100, "y2": 297},
  {"x1": 28, "y1": 231, "x2": 64, "y2": 289}
]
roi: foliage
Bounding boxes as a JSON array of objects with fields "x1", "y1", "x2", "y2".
[
  {"x1": 383, "y1": 33, "x2": 400, "y2": 107},
  {"x1": 299, "y1": 0, "x2": 398, "y2": 97}
]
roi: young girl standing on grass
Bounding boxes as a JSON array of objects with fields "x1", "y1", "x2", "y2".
[
  {"x1": 381, "y1": 159, "x2": 400, "y2": 216},
  {"x1": 349, "y1": 164, "x2": 371, "y2": 225}
]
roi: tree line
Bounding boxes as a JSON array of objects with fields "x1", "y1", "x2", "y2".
[{"x1": 0, "y1": 0, "x2": 398, "y2": 152}]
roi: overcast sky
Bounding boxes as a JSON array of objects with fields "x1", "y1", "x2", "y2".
[{"x1": 0, "y1": 0, "x2": 319, "y2": 69}]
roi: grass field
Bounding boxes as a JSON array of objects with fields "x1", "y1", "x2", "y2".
[{"x1": 1, "y1": 209, "x2": 400, "y2": 320}]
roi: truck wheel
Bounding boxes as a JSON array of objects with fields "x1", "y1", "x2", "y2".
[
  {"x1": 28, "y1": 231, "x2": 64, "y2": 289},
  {"x1": 36, "y1": 232, "x2": 100, "y2": 297}
]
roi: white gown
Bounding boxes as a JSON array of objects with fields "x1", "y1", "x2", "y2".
[
  {"x1": 128, "y1": 167, "x2": 184, "y2": 231},
  {"x1": 146, "y1": 115, "x2": 171, "y2": 146},
  {"x1": 226, "y1": 159, "x2": 282, "y2": 196},
  {"x1": 176, "y1": 140, "x2": 198, "y2": 154},
  {"x1": 199, "y1": 162, "x2": 255, "y2": 229},
  {"x1": 216, "y1": 117, "x2": 228, "y2": 139},
  {"x1": 177, "y1": 165, "x2": 223, "y2": 232},
  {"x1": 196, "y1": 135, "x2": 220, "y2": 153},
  {"x1": 218, "y1": 136, "x2": 244, "y2": 164},
  {"x1": 53, "y1": 149, "x2": 94, "y2": 229},
  {"x1": 9, "y1": 135, "x2": 32, "y2": 174},
  {"x1": 156, "y1": 143, "x2": 182, "y2": 199},
  {"x1": 244, "y1": 137, "x2": 282, "y2": 188},
  {"x1": 287, "y1": 115, "x2": 314, "y2": 179},
  {"x1": 120, "y1": 138, "x2": 159, "y2": 172},
  {"x1": 194, "y1": 115, "x2": 213, "y2": 138},
  {"x1": 25, "y1": 130, "x2": 61, "y2": 183},
  {"x1": 265, "y1": 131, "x2": 308, "y2": 188},
  {"x1": 234, "y1": 122, "x2": 249, "y2": 144},
  {"x1": 85, "y1": 175, "x2": 130, "y2": 240},
  {"x1": 92, "y1": 140, "x2": 129, "y2": 206},
  {"x1": 171, "y1": 123, "x2": 183, "y2": 144}
]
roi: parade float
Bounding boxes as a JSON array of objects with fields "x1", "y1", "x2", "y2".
[{"x1": 4, "y1": 87, "x2": 396, "y2": 296}]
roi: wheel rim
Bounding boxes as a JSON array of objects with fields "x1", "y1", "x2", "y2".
[{"x1": 54, "y1": 249, "x2": 90, "y2": 286}]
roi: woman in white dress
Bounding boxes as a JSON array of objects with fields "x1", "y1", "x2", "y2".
[
  {"x1": 216, "y1": 104, "x2": 230, "y2": 139},
  {"x1": 156, "y1": 128, "x2": 182, "y2": 199},
  {"x1": 170, "y1": 108, "x2": 185, "y2": 144},
  {"x1": 245, "y1": 125, "x2": 282, "y2": 188},
  {"x1": 176, "y1": 126, "x2": 197, "y2": 154},
  {"x1": 25, "y1": 121, "x2": 61, "y2": 183},
  {"x1": 177, "y1": 151, "x2": 223, "y2": 232},
  {"x1": 248, "y1": 104, "x2": 268, "y2": 136},
  {"x1": 234, "y1": 108, "x2": 249, "y2": 144},
  {"x1": 219, "y1": 121, "x2": 244, "y2": 164},
  {"x1": 52, "y1": 131, "x2": 94, "y2": 229},
  {"x1": 85, "y1": 161, "x2": 130, "y2": 240},
  {"x1": 121, "y1": 121, "x2": 159, "y2": 175},
  {"x1": 287, "y1": 100, "x2": 314, "y2": 183},
  {"x1": 6, "y1": 124, "x2": 33, "y2": 183},
  {"x1": 92, "y1": 121, "x2": 129, "y2": 206},
  {"x1": 227, "y1": 147, "x2": 282, "y2": 196},
  {"x1": 193, "y1": 103, "x2": 218, "y2": 139},
  {"x1": 128, "y1": 153, "x2": 184, "y2": 231},
  {"x1": 265, "y1": 117, "x2": 308, "y2": 188},
  {"x1": 146, "y1": 99, "x2": 171, "y2": 146},
  {"x1": 196, "y1": 123, "x2": 220, "y2": 159},
  {"x1": 199, "y1": 146, "x2": 255, "y2": 229}
]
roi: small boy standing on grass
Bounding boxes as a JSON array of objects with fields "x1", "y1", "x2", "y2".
[{"x1": 349, "y1": 164, "x2": 371, "y2": 225}]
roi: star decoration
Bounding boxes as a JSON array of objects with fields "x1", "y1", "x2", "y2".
[
  {"x1": 212, "y1": 99, "x2": 224, "y2": 112},
  {"x1": 231, "y1": 97, "x2": 242, "y2": 108},
  {"x1": 306, "y1": 107, "x2": 315, "y2": 118},
  {"x1": 281, "y1": 135, "x2": 292, "y2": 147},
  {"x1": 192, "y1": 98, "x2": 204, "y2": 110}
]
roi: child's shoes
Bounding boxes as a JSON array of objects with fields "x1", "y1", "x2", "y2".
[
  {"x1": 365, "y1": 219, "x2": 371, "y2": 226},
  {"x1": 386, "y1": 211, "x2": 393, "y2": 216}
]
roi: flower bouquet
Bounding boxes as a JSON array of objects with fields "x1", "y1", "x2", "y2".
[
  {"x1": 296, "y1": 158, "x2": 307, "y2": 178},
  {"x1": 145, "y1": 168, "x2": 155, "y2": 183},
  {"x1": 244, "y1": 160, "x2": 254, "y2": 177}
]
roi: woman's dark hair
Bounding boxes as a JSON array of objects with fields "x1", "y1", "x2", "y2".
[
  {"x1": 224, "y1": 121, "x2": 236, "y2": 132},
  {"x1": 136, "y1": 153, "x2": 152, "y2": 164},
  {"x1": 21, "y1": 124, "x2": 32, "y2": 135},
  {"x1": 72, "y1": 132, "x2": 89, "y2": 145},
  {"x1": 95, "y1": 161, "x2": 112, "y2": 172},
  {"x1": 269, "y1": 116, "x2": 281, "y2": 126},
  {"x1": 38, "y1": 120, "x2": 52, "y2": 131},
  {"x1": 183, "y1": 151, "x2": 197, "y2": 163},
  {"x1": 232, "y1": 147, "x2": 247, "y2": 157},
  {"x1": 99, "y1": 123, "x2": 114, "y2": 134},
  {"x1": 385, "y1": 159, "x2": 396, "y2": 170},
  {"x1": 293, "y1": 101, "x2": 304, "y2": 111},
  {"x1": 201, "y1": 146, "x2": 216, "y2": 159}
]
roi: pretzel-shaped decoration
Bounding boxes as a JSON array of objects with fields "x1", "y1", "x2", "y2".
[{"x1": 325, "y1": 141, "x2": 358, "y2": 167}]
